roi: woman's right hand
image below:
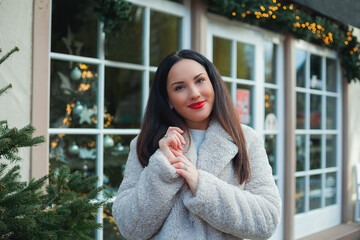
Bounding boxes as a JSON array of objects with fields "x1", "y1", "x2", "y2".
[{"x1": 158, "y1": 127, "x2": 186, "y2": 160}]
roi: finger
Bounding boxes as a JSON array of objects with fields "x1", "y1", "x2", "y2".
[
  {"x1": 173, "y1": 131, "x2": 186, "y2": 145},
  {"x1": 169, "y1": 130, "x2": 183, "y2": 150},
  {"x1": 170, "y1": 146, "x2": 183, "y2": 157},
  {"x1": 169, "y1": 156, "x2": 185, "y2": 164},
  {"x1": 175, "y1": 169, "x2": 191, "y2": 179},
  {"x1": 167, "y1": 126, "x2": 184, "y2": 134}
]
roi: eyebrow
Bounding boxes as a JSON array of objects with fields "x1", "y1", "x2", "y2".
[{"x1": 170, "y1": 73, "x2": 205, "y2": 86}]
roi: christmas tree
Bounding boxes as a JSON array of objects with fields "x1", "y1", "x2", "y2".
[{"x1": 0, "y1": 47, "x2": 105, "y2": 239}]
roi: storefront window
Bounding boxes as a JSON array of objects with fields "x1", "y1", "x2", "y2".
[
  {"x1": 49, "y1": 1, "x2": 190, "y2": 239},
  {"x1": 294, "y1": 46, "x2": 341, "y2": 237}
]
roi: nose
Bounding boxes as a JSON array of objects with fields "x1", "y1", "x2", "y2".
[{"x1": 189, "y1": 86, "x2": 201, "y2": 100}]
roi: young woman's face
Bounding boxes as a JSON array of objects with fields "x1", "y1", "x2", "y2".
[{"x1": 167, "y1": 59, "x2": 215, "y2": 130}]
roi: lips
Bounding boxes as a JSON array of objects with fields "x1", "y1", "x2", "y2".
[{"x1": 188, "y1": 101, "x2": 206, "y2": 109}]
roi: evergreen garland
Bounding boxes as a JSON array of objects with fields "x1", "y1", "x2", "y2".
[{"x1": 203, "y1": 0, "x2": 360, "y2": 82}]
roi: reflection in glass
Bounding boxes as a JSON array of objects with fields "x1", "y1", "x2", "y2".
[
  {"x1": 105, "y1": 6, "x2": 144, "y2": 64},
  {"x1": 296, "y1": 135, "x2": 306, "y2": 172},
  {"x1": 265, "y1": 135, "x2": 277, "y2": 175},
  {"x1": 103, "y1": 135, "x2": 134, "y2": 197},
  {"x1": 237, "y1": 42, "x2": 255, "y2": 80},
  {"x1": 326, "y1": 58, "x2": 337, "y2": 92},
  {"x1": 325, "y1": 172, "x2": 337, "y2": 206},
  {"x1": 310, "y1": 174, "x2": 322, "y2": 210},
  {"x1": 49, "y1": 134, "x2": 97, "y2": 179},
  {"x1": 296, "y1": 93, "x2": 306, "y2": 129},
  {"x1": 326, "y1": 135, "x2": 337, "y2": 168},
  {"x1": 310, "y1": 94, "x2": 322, "y2": 129},
  {"x1": 296, "y1": 49, "x2": 306, "y2": 87},
  {"x1": 104, "y1": 67, "x2": 142, "y2": 128},
  {"x1": 236, "y1": 84, "x2": 253, "y2": 127},
  {"x1": 213, "y1": 37, "x2": 232, "y2": 77},
  {"x1": 264, "y1": 88, "x2": 277, "y2": 130},
  {"x1": 310, "y1": 135, "x2": 321, "y2": 170},
  {"x1": 310, "y1": 54, "x2": 322, "y2": 90},
  {"x1": 150, "y1": 10, "x2": 180, "y2": 66},
  {"x1": 50, "y1": 60, "x2": 98, "y2": 128},
  {"x1": 326, "y1": 97, "x2": 337, "y2": 129},
  {"x1": 51, "y1": 0, "x2": 98, "y2": 57},
  {"x1": 296, "y1": 177, "x2": 306, "y2": 214},
  {"x1": 264, "y1": 41, "x2": 277, "y2": 84}
]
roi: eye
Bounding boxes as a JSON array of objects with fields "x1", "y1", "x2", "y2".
[
  {"x1": 196, "y1": 78, "x2": 205, "y2": 84},
  {"x1": 175, "y1": 85, "x2": 184, "y2": 91}
]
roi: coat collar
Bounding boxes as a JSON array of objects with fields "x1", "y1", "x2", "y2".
[{"x1": 183, "y1": 119, "x2": 238, "y2": 176}]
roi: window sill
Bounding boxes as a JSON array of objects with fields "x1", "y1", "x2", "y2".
[{"x1": 298, "y1": 223, "x2": 360, "y2": 240}]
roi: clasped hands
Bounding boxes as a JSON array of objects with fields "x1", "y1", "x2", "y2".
[{"x1": 159, "y1": 127, "x2": 198, "y2": 196}]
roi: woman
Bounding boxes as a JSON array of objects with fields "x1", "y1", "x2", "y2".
[{"x1": 112, "y1": 50, "x2": 281, "y2": 240}]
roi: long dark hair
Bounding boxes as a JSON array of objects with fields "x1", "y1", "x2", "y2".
[{"x1": 137, "y1": 49, "x2": 250, "y2": 184}]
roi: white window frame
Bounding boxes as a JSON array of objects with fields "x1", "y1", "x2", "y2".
[
  {"x1": 294, "y1": 39, "x2": 343, "y2": 239},
  {"x1": 49, "y1": 0, "x2": 191, "y2": 239},
  {"x1": 207, "y1": 14, "x2": 285, "y2": 240}
]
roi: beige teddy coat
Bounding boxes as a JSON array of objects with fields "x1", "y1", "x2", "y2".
[{"x1": 112, "y1": 120, "x2": 281, "y2": 240}]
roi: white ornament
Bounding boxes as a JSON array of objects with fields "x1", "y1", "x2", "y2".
[
  {"x1": 104, "y1": 135, "x2": 115, "y2": 148},
  {"x1": 73, "y1": 101, "x2": 84, "y2": 115},
  {"x1": 57, "y1": 71, "x2": 72, "y2": 95},
  {"x1": 71, "y1": 67, "x2": 82, "y2": 81},
  {"x1": 79, "y1": 148, "x2": 97, "y2": 159},
  {"x1": 79, "y1": 105, "x2": 96, "y2": 124},
  {"x1": 68, "y1": 142, "x2": 79, "y2": 155}
]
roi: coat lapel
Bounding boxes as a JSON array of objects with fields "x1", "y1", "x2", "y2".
[{"x1": 183, "y1": 120, "x2": 238, "y2": 176}]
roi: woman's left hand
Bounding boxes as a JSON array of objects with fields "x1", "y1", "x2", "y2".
[{"x1": 169, "y1": 147, "x2": 199, "y2": 196}]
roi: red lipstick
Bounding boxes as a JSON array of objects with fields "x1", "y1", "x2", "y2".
[{"x1": 188, "y1": 101, "x2": 205, "y2": 109}]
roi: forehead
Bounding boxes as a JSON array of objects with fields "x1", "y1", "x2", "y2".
[{"x1": 168, "y1": 59, "x2": 207, "y2": 82}]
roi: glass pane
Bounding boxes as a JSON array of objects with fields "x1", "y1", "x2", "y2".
[
  {"x1": 310, "y1": 174, "x2": 322, "y2": 210},
  {"x1": 325, "y1": 172, "x2": 337, "y2": 206},
  {"x1": 103, "y1": 202, "x2": 126, "y2": 239},
  {"x1": 103, "y1": 135, "x2": 134, "y2": 197},
  {"x1": 51, "y1": 0, "x2": 98, "y2": 58},
  {"x1": 49, "y1": 134, "x2": 97, "y2": 179},
  {"x1": 236, "y1": 84, "x2": 253, "y2": 127},
  {"x1": 326, "y1": 58, "x2": 337, "y2": 92},
  {"x1": 104, "y1": 67, "x2": 142, "y2": 128},
  {"x1": 296, "y1": 49, "x2": 306, "y2": 87},
  {"x1": 310, "y1": 135, "x2": 322, "y2": 170},
  {"x1": 213, "y1": 37, "x2": 232, "y2": 77},
  {"x1": 326, "y1": 135, "x2": 337, "y2": 168},
  {"x1": 105, "y1": 6, "x2": 144, "y2": 64},
  {"x1": 296, "y1": 177, "x2": 306, "y2": 214},
  {"x1": 326, "y1": 97, "x2": 337, "y2": 129},
  {"x1": 150, "y1": 71, "x2": 156, "y2": 91},
  {"x1": 265, "y1": 135, "x2": 277, "y2": 175},
  {"x1": 296, "y1": 92, "x2": 306, "y2": 129},
  {"x1": 224, "y1": 81, "x2": 231, "y2": 96},
  {"x1": 296, "y1": 135, "x2": 306, "y2": 172},
  {"x1": 264, "y1": 41, "x2": 277, "y2": 84},
  {"x1": 310, "y1": 54, "x2": 322, "y2": 90},
  {"x1": 237, "y1": 42, "x2": 255, "y2": 80},
  {"x1": 310, "y1": 94, "x2": 322, "y2": 129},
  {"x1": 150, "y1": 10, "x2": 181, "y2": 66},
  {"x1": 264, "y1": 88, "x2": 277, "y2": 130},
  {"x1": 50, "y1": 60, "x2": 98, "y2": 128}
]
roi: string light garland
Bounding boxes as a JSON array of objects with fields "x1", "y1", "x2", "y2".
[{"x1": 204, "y1": 0, "x2": 360, "y2": 82}]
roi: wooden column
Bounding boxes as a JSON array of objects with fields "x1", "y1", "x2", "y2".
[
  {"x1": 283, "y1": 33, "x2": 296, "y2": 240},
  {"x1": 31, "y1": 0, "x2": 50, "y2": 179},
  {"x1": 191, "y1": 0, "x2": 207, "y2": 55}
]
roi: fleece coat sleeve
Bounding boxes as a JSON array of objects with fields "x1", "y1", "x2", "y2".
[
  {"x1": 182, "y1": 128, "x2": 282, "y2": 240},
  {"x1": 112, "y1": 137, "x2": 185, "y2": 240}
]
